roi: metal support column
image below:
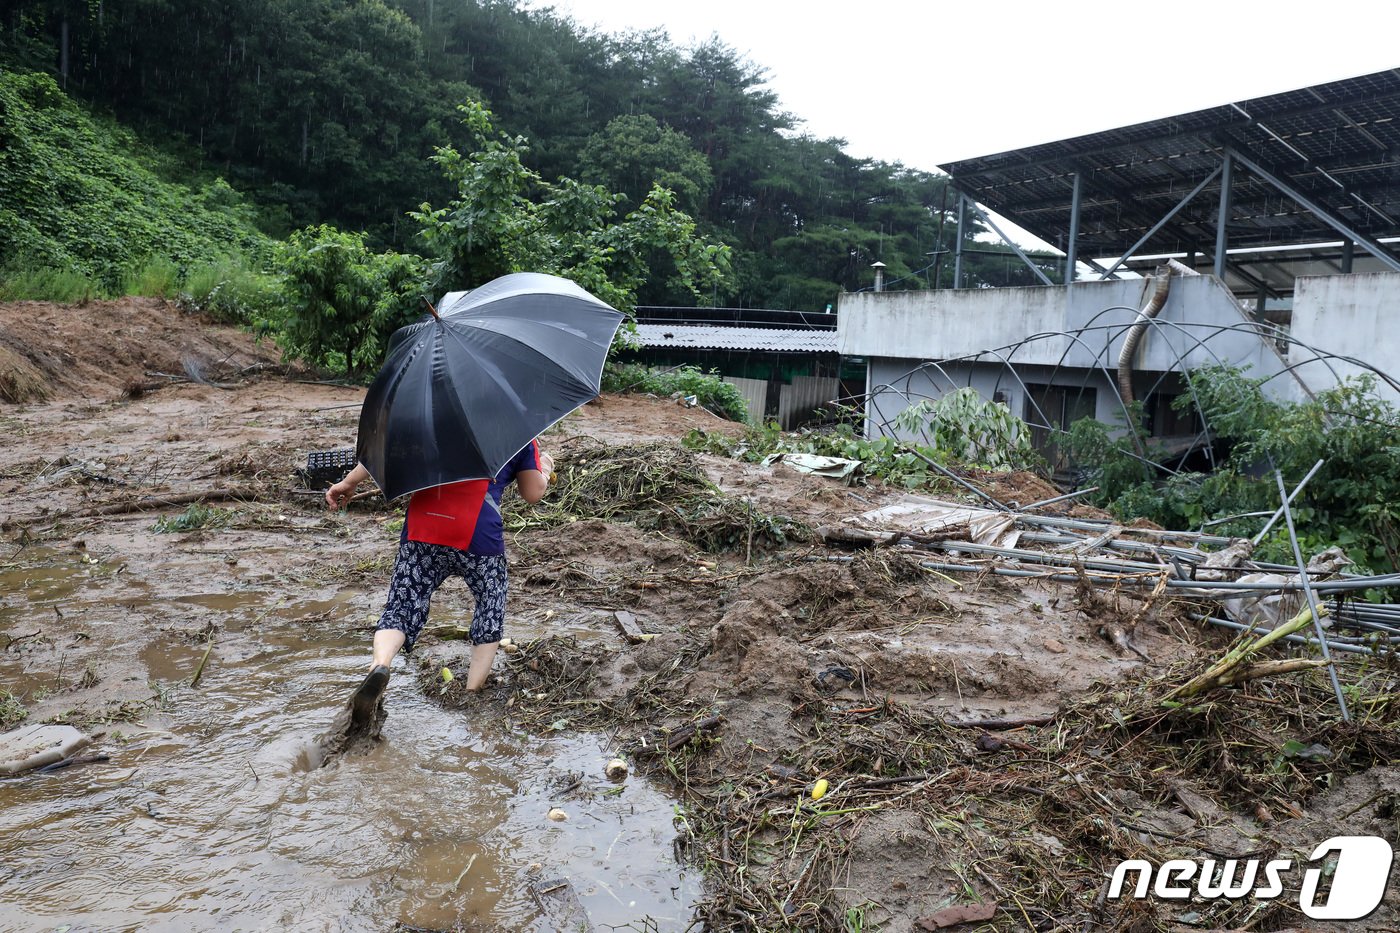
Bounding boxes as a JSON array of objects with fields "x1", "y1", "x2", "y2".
[
  {"x1": 1341, "y1": 239, "x2": 1355, "y2": 273},
  {"x1": 953, "y1": 194, "x2": 966, "y2": 289},
  {"x1": 1214, "y1": 153, "x2": 1233, "y2": 279},
  {"x1": 1065, "y1": 172, "x2": 1082, "y2": 284}
]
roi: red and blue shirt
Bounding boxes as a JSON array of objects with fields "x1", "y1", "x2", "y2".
[{"x1": 404, "y1": 440, "x2": 542, "y2": 554}]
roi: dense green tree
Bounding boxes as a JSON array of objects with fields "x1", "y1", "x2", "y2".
[
  {"x1": 410, "y1": 101, "x2": 731, "y2": 316},
  {"x1": 273, "y1": 224, "x2": 428, "y2": 376},
  {"x1": 577, "y1": 114, "x2": 712, "y2": 214},
  {"x1": 1, "y1": 0, "x2": 1061, "y2": 309}
]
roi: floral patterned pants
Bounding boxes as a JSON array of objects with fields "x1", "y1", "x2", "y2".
[{"x1": 377, "y1": 540, "x2": 508, "y2": 651}]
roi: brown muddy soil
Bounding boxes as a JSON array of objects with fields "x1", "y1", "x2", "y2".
[{"x1": 3, "y1": 299, "x2": 1398, "y2": 932}]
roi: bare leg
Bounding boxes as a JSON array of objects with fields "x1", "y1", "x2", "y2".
[
  {"x1": 371, "y1": 629, "x2": 406, "y2": 669},
  {"x1": 465, "y1": 641, "x2": 499, "y2": 691}
]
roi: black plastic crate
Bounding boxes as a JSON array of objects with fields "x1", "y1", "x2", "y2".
[{"x1": 299, "y1": 447, "x2": 358, "y2": 487}]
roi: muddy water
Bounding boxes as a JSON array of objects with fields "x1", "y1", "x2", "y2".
[{"x1": 0, "y1": 557, "x2": 698, "y2": 932}]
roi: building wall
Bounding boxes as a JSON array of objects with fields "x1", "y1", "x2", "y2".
[
  {"x1": 1290, "y1": 271, "x2": 1400, "y2": 402},
  {"x1": 865, "y1": 359, "x2": 1120, "y2": 441},
  {"x1": 843, "y1": 274, "x2": 1306, "y2": 439},
  {"x1": 841, "y1": 276, "x2": 1286, "y2": 373}
]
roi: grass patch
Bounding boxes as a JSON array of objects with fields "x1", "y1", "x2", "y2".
[
  {"x1": 0, "y1": 689, "x2": 28, "y2": 729},
  {"x1": 179, "y1": 256, "x2": 282, "y2": 324},
  {"x1": 119, "y1": 256, "x2": 182, "y2": 298},
  {"x1": 0, "y1": 263, "x2": 102, "y2": 303},
  {"x1": 152, "y1": 503, "x2": 236, "y2": 534}
]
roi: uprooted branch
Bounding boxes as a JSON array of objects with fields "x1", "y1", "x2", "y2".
[{"x1": 1162, "y1": 603, "x2": 1329, "y2": 703}]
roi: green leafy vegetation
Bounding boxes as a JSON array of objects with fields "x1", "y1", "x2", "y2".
[
  {"x1": 685, "y1": 391, "x2": 1038, "y2": 486},
  {"x1": 3, "y1": 0, "x2": 1060, "y2": 310},
  {"x1": 178, "y1": 257, "x2": 284, "y2": 325},
  {"x1": 411, "y1": 101, "x2": 732, "y2": 315},
  {"x1": 0, "y1": 72, "x2": 272, "y2": 291},
  {"x1": 0, "y1": 689, "x2": 27, "y2": 729},
  {"x1": 1068, "y1": 367, "x2": 1400, "y2": 572},
  {"x1": 268, "y1": 225, "x2": 428, "y2": 377},
  {"x1": 601, "y1": 363, "x2": 748, "y2": 422},
  {"x1": 0, "y1": 263, "x2": 102, "y2": 303},
  {"x1": 893, "y1": 388, "x2": 1037, "y2": 472},
  {"x1": 152, "y1": 503, "x2": 236, "y2": 534}
]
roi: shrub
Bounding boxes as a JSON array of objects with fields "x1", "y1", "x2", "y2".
[
  {"x1": 892, "y1": 388, "x2": 1037, "y2": 471},
  {"x1": 1068, "y1": 366, "x2": 1400, "y2": 573},
  {"x1": 270, "y1": 224, "x2": 429, "y2": 378},
  {"x1": 179, "y1": 257, "x2": 282, "y2": 324},
  {"x1": 602, "y1": 362, "x2": 748, "y2": 422},
  {"x1": 120, "y1": 257, "x2": 182, "y2": 298}
]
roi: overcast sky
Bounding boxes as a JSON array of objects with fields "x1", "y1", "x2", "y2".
[{"x1": 542, "y1": 0, "x2": 1397, "y2": 171}]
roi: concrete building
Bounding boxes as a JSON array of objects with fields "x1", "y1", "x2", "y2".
[{"x1": 840, "y1": 68, "x2": 1400, "y2": 467}]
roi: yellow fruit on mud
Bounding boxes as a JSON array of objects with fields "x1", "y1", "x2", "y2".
[{"x1": 811, "y1": 779, "x2": 830, "y2": 800}]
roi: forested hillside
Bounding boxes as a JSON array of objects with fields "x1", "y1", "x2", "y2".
[{"x1": 1, "y1": 0, "x2": 1058, "y2": 311}]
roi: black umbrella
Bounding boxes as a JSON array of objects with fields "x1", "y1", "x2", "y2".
[{"x1": 356, "y1": 272, "x2": 624, "y2": 501}]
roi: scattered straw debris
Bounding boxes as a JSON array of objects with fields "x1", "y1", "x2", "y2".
[{"x1": 509, "y1": 439, "x2": 809, "y2": 552}]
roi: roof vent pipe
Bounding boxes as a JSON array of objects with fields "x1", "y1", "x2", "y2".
[{"x1": 871, "y1": 261, "x2": 886, "y2": 293}]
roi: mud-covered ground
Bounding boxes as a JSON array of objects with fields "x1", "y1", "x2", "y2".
[{"x1": 4, "y1": 299, "x2": 1400, "y2": 932}]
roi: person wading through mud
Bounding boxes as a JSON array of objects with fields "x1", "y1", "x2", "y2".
[{"x1": 325, "y1": 441, "x2": 555, "y2": 729}]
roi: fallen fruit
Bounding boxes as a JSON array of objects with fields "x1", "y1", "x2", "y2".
[
  {"x1": 605, "y1": 758, "x2": 629, "y2": 781},
  {"x1": 547, "y1": 807, "x2": 569, "y2": 822},
  {"x1": 811, "y1": 779, "x2": 830, "y2": 800},
  {"x1": 440, "y1": 667, "x2": 454, "y2": 683}
]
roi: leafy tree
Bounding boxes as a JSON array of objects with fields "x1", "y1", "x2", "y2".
[
  {"x1": 577, "y1": 114, "x2": 713, "y2": 213},
  {"x1": 272, "y1": 224, "x2": 428, "y2": 377},
  {"x1": 1069, "y1": 367, "x2": 1400, "y2": 573},
  {"x1": 410, "y1": 100, "x2": 731, "y2": 318}
]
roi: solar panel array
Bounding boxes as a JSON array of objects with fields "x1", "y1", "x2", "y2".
[{"x1": 941, "y1": 69, "x2": 1400, "y2": 271}]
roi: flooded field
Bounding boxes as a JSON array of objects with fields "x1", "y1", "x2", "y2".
[{"x1": 1, "y1": 547, "x2": 697, "y2": 931}]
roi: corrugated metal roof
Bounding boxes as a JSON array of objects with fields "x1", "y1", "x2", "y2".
[{"x1": 633, "y1": 323, "x2": 838, "y2": 353}]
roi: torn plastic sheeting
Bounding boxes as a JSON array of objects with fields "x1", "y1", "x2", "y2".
[
  {"x1": 761, "y1": 452, "x2": 862, "y2": 480},
  {"x1": 1221, "y1": 546, "x2": 1354, "y2": 630},
  {"x1": 854, "y1": 495, "x2": 998, "y2": 533},
  {"x1": 851, "y1": 496, "x2": 1021, "y2": 548}
]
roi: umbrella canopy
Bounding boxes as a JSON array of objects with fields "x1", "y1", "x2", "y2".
[{"x1": 356, "y1": 272, "x2": 623, "y2": 501}]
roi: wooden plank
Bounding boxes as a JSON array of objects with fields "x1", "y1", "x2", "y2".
[{"x1": 613, "y1": 610, "x2": 648, "y2": 644}]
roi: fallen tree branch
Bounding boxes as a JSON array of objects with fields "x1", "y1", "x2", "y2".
[
  {"x1": 72, "y1": 486, "x2": 273, "y2": 518},
  {"x1": 946, "y1": 714, "x2": 1055, "y2": 730},
  {"x1": 633, "y1": 715, "x2": 725, "y2": 756},
  {"x1": 1162, "y1": 604, "x2": 1328, "y2": 703}
]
